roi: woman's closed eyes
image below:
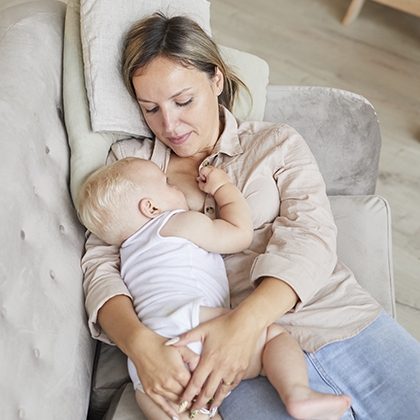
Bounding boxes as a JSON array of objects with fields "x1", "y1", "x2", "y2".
[{"x1": 144, "y1": 98, "x2": 193, "y2": 114}]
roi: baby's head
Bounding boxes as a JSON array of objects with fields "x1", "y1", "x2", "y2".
[{"x1": 77, "y1": 157, "x2": 188, "y2": 246}]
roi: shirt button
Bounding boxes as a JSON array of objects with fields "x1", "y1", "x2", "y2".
[
  {"x1": 206, "y1": 207, "x2": 215, "y2": 214},
  {"x1": 202, "y1": 160, "x2": 210, "y2": 167}
]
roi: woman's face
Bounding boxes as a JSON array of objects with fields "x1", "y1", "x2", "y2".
[{"x1": 132, "y1": 56, "x2": 224, "y2": 158}]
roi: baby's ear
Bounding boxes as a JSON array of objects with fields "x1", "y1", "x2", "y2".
[{"x1": 138, "y1": 198, "x2": 160, "y2": 218}]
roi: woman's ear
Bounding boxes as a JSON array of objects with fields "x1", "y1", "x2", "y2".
[
  {"x1": 138, "y1": 198, "x2": 160, "y2": 218},
  {"x1": 213, "y1": 66, "x2": 224, "y2": 96}
]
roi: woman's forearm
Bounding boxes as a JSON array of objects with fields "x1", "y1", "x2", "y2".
[
  {"x1": 232, "y1": 276, "x2": 298, "y2": 333},
  {"x1": 97, "y1": 294, "x2": 153, "y2": 358}
]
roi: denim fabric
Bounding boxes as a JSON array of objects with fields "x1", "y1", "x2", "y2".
[{"x1": 219, "y1": 311, "x2": 420, "y2": 419}]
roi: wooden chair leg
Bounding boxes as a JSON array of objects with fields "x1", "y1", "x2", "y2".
[{"x1": 342, "y1": 0, "x2": 366, "y2": 25}]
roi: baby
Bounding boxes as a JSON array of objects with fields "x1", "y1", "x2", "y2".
[{"x1": 78, "y1": 157, "x2": 351, "y2": 420}]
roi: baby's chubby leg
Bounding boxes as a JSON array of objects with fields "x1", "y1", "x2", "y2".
[
  {"x1": 200, "y1": 307, "x2": 351, "y2": 420},
  {"x1": 261, "y1": 324, "x2": 352, "y2": 420}
]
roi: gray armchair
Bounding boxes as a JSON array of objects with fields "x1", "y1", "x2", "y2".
[
  {"x1": 94, "y1": 87, "x2": 395, "y2": 420},
  {"x1": 0, "y1": 2, "x2": 394, "y2": 420}
]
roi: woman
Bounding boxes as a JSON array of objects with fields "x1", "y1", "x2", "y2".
[{"x1": 82, "y1": 12, "x2": 420, "y2": 420}]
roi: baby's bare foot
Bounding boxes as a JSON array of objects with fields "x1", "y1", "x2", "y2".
[{"x1": 285, "y1": 387, "x2": 351, "y2": 420}]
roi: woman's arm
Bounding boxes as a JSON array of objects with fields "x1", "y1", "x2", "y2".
[
  {"x1": 98, "y1": 295, "x2": 200, "y2": 416},
  {"x1": 171, "y1": 125, "x2": 338, "y2": 413},
  {"x1": 82, "y1": 226, "x2": 200, "y2": 420}
]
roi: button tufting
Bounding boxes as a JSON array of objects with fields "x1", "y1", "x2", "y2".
[
  {"x1": 20, "y1": 230, "x2": 25, "y2": 240},
  {"x1": 50, "y1": 270, "x2": 56, "y2": 280},
  {"x1": 33, "y1": 348, "x2": 40, "y2": 359},
  {"x1": 59, "y1": 225, "x2": 65, "y2": 234},
  {"x1": 57, "y1": 107, "x2": 63, "y2": 120},
  {"x1": 45, "y1": 145, "x2": 50, "y2": 154},
  {"x1": 18, "y1": 408, "x2": 25, "y2": 419},
  {"x1": 1, "y1": 308, "x2": 6, "y2": 318}
]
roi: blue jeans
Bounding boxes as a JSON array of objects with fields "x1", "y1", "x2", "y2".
[{"x1": 219, "y1": 311, "x2": 420, "y2": 419}]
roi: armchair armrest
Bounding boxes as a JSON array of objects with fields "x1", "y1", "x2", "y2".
[{"x1": 264, "y1": 85, "x2": 381, "y2": 196}]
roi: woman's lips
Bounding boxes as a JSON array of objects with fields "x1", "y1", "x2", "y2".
[{"x1": 167, "y1": 132, "x2": 190, "y2": 145}]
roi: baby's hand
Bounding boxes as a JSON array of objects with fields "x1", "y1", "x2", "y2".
[{"x1": 197, "y1": 166, "x2": 232, "y2": 195}]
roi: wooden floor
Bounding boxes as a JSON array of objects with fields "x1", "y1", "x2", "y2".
[{"x1": 210, "y1": 0, "x2": 420, "y2": 340}]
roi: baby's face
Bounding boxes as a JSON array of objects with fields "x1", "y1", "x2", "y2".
[{"x1": 131, "y1": 159, "x2": 189, "y2": 212}]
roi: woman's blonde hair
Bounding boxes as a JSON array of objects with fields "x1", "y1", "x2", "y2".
[
  {"x1": 122, "y1": 12, "x2": 250, "y2": 112},
  {"x1": 77, "y1": 158, "x2": 141, "y2": 246}
]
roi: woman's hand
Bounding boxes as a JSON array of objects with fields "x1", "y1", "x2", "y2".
[
  {"x1": 130, "y1": 327, "x2": 201, "y2": 419},
  {"x1": 167, "y1": 277, "x2": 299, "y2": 414},
  {"x1": 97, "y1": 295, "x2": 200, "y2": 419},
  {"x1": 168, "y1": 310, "x2": 262, "y2": 414}
]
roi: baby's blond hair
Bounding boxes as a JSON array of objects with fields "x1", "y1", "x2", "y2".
[{"x1": 77, "y1": 157, "x2": 142, "y2": 246}]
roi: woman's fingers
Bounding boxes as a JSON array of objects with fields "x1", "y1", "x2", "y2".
[
  {"x1": 173, "y1": 313, "x2": 258, "y2": 413},
  {"x1": 131, "y1": 334, "x2": 197, "y2": 413},
  {"x1": 187, "y1": 362, "x2": 245, "y2": 411},
  {"x1": 209, "y1": 377, "x2": 238, "y2": 410},
  {"x1": 177, "y1": 345, "x2": 200, "y2": 372}
]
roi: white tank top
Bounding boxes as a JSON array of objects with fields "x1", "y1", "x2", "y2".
[{"x1": 120, "y1": 210, "x2": 230, "y2": 325}]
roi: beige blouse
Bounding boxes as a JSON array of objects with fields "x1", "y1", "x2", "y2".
[{"x1": 82, "y1": 107, "x2": 382, "y2": 353}]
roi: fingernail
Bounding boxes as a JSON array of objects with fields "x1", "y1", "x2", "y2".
[
  {"x1": 226, "y1": 391, "x2": 232, "y2": 398},
  {"x1": 172, "y1": 417, "x2": 180, "y2": 420},
  {"x1": 178, "y1": 401, "x2": 188, "y2": 413},
  {"x1": 209, "y1": 407, "x2": 218, "y2": 418},
  {"x1": 165, "y1": 336, "x2": 180, "y2": 346},
  {"x1": 190, "y1": 410, "x2": 199, "y2": 419}
]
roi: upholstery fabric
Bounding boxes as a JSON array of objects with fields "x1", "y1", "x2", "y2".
[
  {"x1": 0, "y1": 2, "x2": 95, "y2": 419},
  {"x1": 264, "y1": 85, "x2": 381, "y2": 196},
  {"x1": 64, "y1": 0, "x2": 129, "y2": 210},
  {"x1": 330, "y1": 195, "x2": 395, "y2": 317}
]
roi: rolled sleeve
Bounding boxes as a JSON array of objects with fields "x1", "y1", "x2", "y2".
[
  {"x1": 82, "y1": 231, "x2": 132, "y2": 344},
  {"x1": 250, "y1": 128, "x2": 338, "y2": 305}
]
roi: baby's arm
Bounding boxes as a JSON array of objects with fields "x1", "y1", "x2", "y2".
[
  {"x1": 162, "y1": 166, "x2": 253, "y2": 254},
  {"x1": 199, "y1": 164, "x2": 253, "y2": 239}
]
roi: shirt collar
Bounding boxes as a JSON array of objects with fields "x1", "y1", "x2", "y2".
[{"x1": 212, "y1": 106, "x2": 243, "y2": 158}]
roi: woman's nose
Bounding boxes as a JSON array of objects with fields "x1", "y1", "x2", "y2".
[{"x1": 162, "y1": 108, "x2": 178, "y2": 132}]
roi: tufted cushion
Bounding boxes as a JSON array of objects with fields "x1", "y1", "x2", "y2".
[{"x1": 0, "y1": 2, "x2": 95, "y2": 419}]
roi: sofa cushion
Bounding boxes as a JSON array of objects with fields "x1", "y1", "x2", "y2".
[
  {"x1": 92, "y1": 195, "x2": 395, "y2": 418},
  {"x1": 103, "y1": 383, "x2": 145, "y2": 420},
  {"x1": 330, "y1": 195, "x2": 395, "y2": 317},
  {"x1": 65, "y1": 0, "x2": 269, "y2": 208},
  {"x1": 0, "y1": 2, "x2": 95, "y2": 419}
]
